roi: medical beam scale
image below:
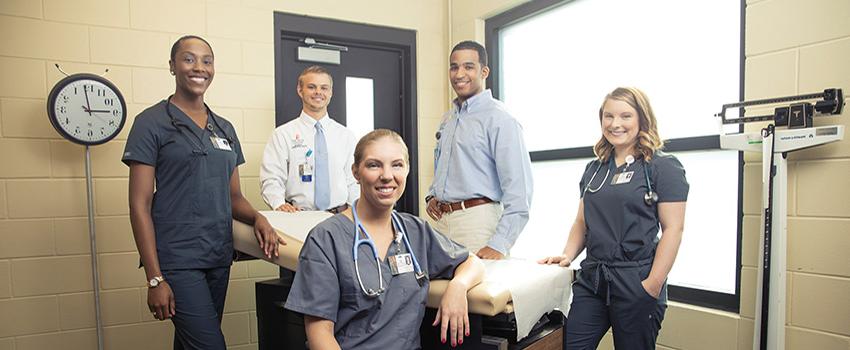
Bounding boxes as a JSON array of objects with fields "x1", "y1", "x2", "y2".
[{"x1": 716, "y1": 89, "x2": 844, "y2": 350}]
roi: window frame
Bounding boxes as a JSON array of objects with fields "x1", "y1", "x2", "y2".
[{"x1": 484, "y1": 0, "x2": 745, "y2": 312}]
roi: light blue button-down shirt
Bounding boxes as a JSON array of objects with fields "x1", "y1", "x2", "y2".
[{"x1": 429, "y1": 89, "x2": 533, "y2": 255}]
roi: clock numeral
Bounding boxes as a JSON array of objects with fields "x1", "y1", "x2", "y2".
[
  {"x1": 97, "y1": 89, "x2": 105, "y2": 97},
  {"x1": 112, "y1": 109, "x2": 120, "y2": 117},
  {"x1": 87, "y1": 129, "x2": 94, "y2": 137},
  {"x1": 65, "y1": 117, "x2": 69, "y2": 125},
  {"x1": 62, "y1": 95, "x2": 69, "y2": 103},
  {"x1": 108, "y1": 120, "x2": 116, "y2": 126},
  {"x1": 104, "y1": 98, "x2": 114, "y2": 106},
  {"x1": 101, "y1": 127, "x2": 106, "y2": 135},
  {"x1": 59, "y1": 106, "x2": 67, "y2": 114},
  {"x1": 74, "y1": 126, "x2": 80, "y2": 135}
]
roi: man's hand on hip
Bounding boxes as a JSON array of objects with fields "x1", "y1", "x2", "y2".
[{"x1": 426, "y1": 197, "x2": 443, "y2": 221}]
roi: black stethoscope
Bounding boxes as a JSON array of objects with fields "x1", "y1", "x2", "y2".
[
  {"x1": 165, "y1": 95, "x2": 233, "y2": 155},
  {"x1": 582, "y1": 155, "x2": 658, "y2": 206}
]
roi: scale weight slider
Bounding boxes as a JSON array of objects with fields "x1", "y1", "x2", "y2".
[{"x1": 788, "y1": 103, "x2": 813, "y2": 129}]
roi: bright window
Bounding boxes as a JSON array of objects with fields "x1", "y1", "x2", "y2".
[{"x1": 490, "y1": 0, "x2": 742, "y2": 308}]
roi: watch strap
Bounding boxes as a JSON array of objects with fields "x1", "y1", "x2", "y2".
[{"x1": 148, "y1": 276, "x2": 165, "y2": 288}]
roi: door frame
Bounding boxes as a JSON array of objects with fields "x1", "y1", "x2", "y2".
[{"x1": 273, "y1": 12, "x2": 419, "y2": 215}]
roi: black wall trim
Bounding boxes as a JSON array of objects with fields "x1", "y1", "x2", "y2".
[
  {"x1": 530, "y1": 146, "x2": 594, "y2": 162},
  {"x1": 664, "y1": 135, "x2": 721, "y2": 151},
  {"x1": 669, "y1": 285, "x2": 739, "y2": 312},
  {"x1": 530, "y1": 135, "x2": 721, "y2": 162}
]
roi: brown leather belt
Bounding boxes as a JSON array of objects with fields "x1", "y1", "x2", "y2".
[
  {"x1": 436, "y1": 197, "x2": 493, "y2": 214},
  {"x1": 327, "y1": 203, "x2": 349, "y2": 214}
]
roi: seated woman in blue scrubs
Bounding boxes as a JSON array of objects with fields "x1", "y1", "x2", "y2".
[
  {"x1": 540, "y1": 87, "x2": 688, "y2": 349},
  {"x1": 285, "y1": 129, "x2": 485, "y2": 349},
  {"x1": 123, "y1": 35, "x2": 283, "y2": 350}
]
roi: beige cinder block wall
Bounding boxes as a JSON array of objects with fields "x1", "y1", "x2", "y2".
[
  {"x1": 0, "y1": 0, "x2": 448, "y2": 349},
  {"x1": 448, "y1": 0, "x2": 850, "y2": 349}
]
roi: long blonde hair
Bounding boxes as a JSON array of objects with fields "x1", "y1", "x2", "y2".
[{"x1": 593, "y1": 87, "x2": 663, "y2": 162}]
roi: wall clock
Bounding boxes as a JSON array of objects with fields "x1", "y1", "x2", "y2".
[{"x1": 47, "y1": 73, "x2": 127, "y2": 145}]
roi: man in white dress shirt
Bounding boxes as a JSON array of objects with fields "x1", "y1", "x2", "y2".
[{"x1": 260, "y1": 65, "x2": 359, "y2": 213}]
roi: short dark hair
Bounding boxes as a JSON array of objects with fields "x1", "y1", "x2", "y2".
[
  {"x1": 170, "y1": 35, "x2": 214, "y2": 62},
  {"x1": 451, "y1": 40, "x2": 488, "y2": 67},
  {"x1": 298, "y1": 65, "x2": 334, "y2": 87}
]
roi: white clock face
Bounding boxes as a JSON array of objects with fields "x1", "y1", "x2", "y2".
[{"x1": 52, "y1": 78, "x2": 125, "y2": 143}]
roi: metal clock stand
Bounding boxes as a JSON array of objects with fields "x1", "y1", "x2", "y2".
[
  {"x1": 85, "y1": 145, "x2": 105, "y2": 350},
  {"x1": 47, "y1": 65, "x2": 128, "y2": 350}
]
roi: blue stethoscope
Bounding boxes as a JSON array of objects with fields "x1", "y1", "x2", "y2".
[
  {"x1": 352, "y1": 201, "x2": 426, "y2": 297},
  {"x1": 583, "y1": 155, "x2": 658, "y2": 206}
]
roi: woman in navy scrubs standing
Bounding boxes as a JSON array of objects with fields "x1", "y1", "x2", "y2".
[
  {"x1": 123, "y1": 35, "x2": 283, "y2": 350},
  {"x1": 540, "y1": 87, "x2": 688, "y2": 349}
]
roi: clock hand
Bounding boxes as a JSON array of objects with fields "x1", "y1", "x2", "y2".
[
  {"x1": 83, "y1": 88, "x2": 93, "y2": 116},
  {"x1": 88, "y1": 109, "x2": 111, "y2": 113}
]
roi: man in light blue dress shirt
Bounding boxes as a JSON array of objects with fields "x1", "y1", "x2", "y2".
[{"x1": 425, "y1": 40, "x2": 533, "y2": 259}]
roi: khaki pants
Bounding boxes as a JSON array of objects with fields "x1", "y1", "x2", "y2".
[{"x1": 426, "y1": 202, "x2": 503, "y2": 254}]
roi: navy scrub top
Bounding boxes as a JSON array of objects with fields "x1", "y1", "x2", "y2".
[
  {"x1": 579, "y1": 151, "x2": 689, "y2": 265},
  {"x1": 285, "y1": 213, "x2": 469, "y2": 350},
  {"x1": 122, "y1": 100, "x2": 244, "y2": 270}
]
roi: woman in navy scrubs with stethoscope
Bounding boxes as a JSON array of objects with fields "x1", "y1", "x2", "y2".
[
  {"x1": 540, "y1": 87, "x2": 688, "y2": 349},
  {"x1": 285, "y1": 129, "x2": 485, "y2": 349},
  {"x1": 123, "y1": 35, "x2": 283, "y2": 350}
]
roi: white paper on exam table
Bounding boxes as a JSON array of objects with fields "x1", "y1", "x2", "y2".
[
  {"x1": 249, "y1": 211, "x2": 573, "y2": 341},
  {"x1": 262, "y1": 210, "x2": 332, "y2": 242},
  {"x1": 481, "y1": 259, "x2": 572, "y2": 341}
]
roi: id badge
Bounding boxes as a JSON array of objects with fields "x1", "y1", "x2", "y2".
[
  {"x1": 210, "y1": 136, "x2": 232, "y2": 151},
  {"x1": 299, "y1": 163, "x2": 313, "y2": 182},
  {"x1": 389, "y1": 253, "x2": 414, "y2": 275},
  {"x1": 611, "y1": 171, "x2": 634, "y2": 185}
]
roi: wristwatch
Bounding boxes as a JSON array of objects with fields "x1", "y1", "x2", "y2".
[
  {"x1": 147, "y1": 276, "x2": 166, "y2": 288},
  {"x1": 425, "y1": 195, "x2": 434, "y2": 203}
]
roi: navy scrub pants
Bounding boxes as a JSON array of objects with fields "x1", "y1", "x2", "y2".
[
  {"x1": 163, "y1": 267, "x2": 231, "y2": 350},
  {"x1": 564, "y1": 266, "x2": 666, "y2": 350}
]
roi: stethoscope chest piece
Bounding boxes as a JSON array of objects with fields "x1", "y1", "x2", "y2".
[{"x1": 644, "y1": 190, "x2": 658, "y2": 206}]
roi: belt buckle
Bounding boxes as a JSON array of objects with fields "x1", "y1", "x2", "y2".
[{"x1": 440, "y1": 202, "x2": 453, "y2": 214}]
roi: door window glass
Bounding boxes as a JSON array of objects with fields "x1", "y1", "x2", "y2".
[{"x1": 345, "y1": 76, "x2": 375, "y2": 139}]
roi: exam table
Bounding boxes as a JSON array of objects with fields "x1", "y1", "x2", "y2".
[{"x1": 235, "y1": 211, "x2": 571, "y2": 349}]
